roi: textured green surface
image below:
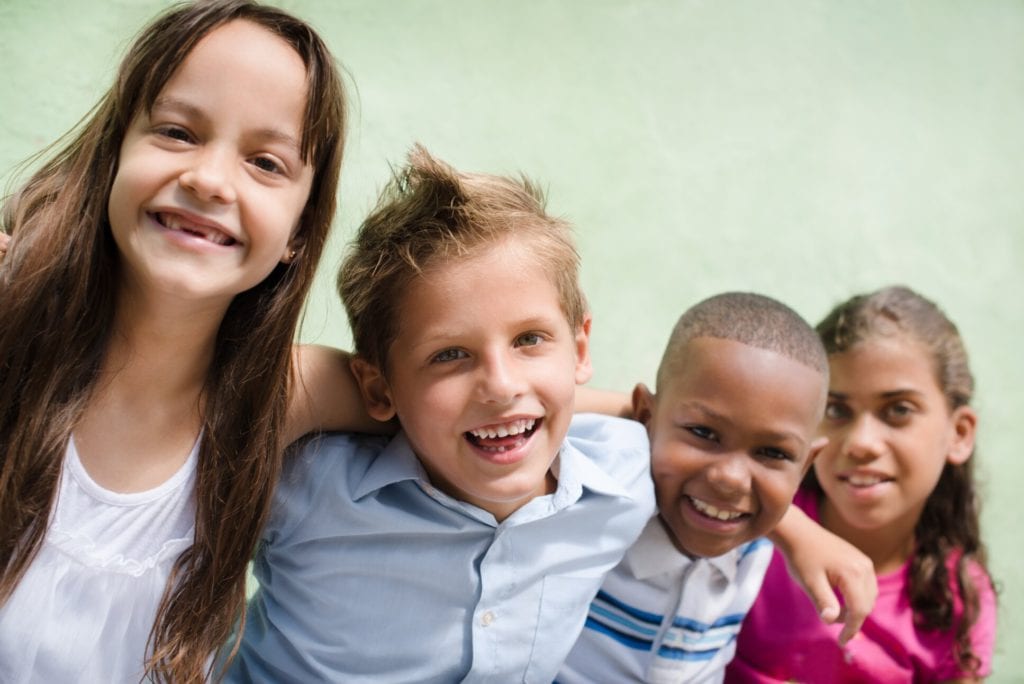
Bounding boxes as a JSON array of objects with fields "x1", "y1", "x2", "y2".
[{"x1": 2, "y1": 0, "x2": 1021, "y2": 677}]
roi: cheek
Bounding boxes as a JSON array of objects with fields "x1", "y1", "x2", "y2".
[
  {"x1": 650, "y1": 443, "x2": 691, "y2": 492},
  {"x1": 757, "y1": 470, "x2": 802, "y2": 520}
]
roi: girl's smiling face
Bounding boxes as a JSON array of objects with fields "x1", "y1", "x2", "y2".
[
  {"x1": 107, "y1": 19, "x2": 313, "y2": 310},
  {"x1": 815, "y1": 335, "x2": 976, "y2": 555}
]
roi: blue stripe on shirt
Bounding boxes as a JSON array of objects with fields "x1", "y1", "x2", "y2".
[{"x1": 584, "y1": 616, "x2": 655, "y2": 651}]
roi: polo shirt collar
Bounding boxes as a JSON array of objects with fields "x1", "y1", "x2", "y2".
[{"x1": 624, "y1": 516, "x2": 741, "y2": 584}]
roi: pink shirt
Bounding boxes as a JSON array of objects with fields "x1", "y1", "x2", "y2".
[{"x1": 726, "y1": 489, "x2": 996, "y2": 683}]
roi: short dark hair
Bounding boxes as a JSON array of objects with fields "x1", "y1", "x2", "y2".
[{"x1": 656, "y1": 292, "x2": 827, "y2": 392}]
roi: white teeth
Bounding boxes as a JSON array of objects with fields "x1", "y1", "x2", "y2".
[
  {"x1": 848, "y1": 474, "x2": 885, "y2": 486},
  {"x1": 469, "y1": 418, "x2": 536, "y2": 440},
  {"x1": 690, "y1": 497, "x2": 744, "y2": 521},
  {"x1": 159, "y1": 213, "x2": 234, "y2": 246}
]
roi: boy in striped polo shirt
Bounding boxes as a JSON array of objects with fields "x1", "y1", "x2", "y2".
[{"x1": 558, "y1": 292, "x2": 870, "y2": 683}]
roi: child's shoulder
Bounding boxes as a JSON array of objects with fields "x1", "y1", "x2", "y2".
[
  {"x1": 568, "y1": 413, "x2": 649, "y2": 455},
  {"x1": 274, "y1": 432, "x2": 392, "y2": 513},
  {"x1": 566, "y1": 414, "x2": 652, "y2": 502}
]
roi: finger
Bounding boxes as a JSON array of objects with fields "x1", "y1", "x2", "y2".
[
  {"x1": 831, "y1": 570, "x2": 878, "y2": 646},
  {"x1": 803, "y1": 573, "x2": 841, "y2": 624}
]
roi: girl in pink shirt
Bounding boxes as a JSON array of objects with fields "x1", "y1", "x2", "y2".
[{"x1": 728, "y1": 286, "x2": 997, "y2": 683}]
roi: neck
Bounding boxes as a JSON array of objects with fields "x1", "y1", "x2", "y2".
[
  {"x1": 819, "y1": 497, "x2": 917, "y2": 575},
  {"x1": 71, "y1": 283, "x2": 227, "y2": 491},
  {"x1": 102, "y1": 282, "x2": 228, "y2": 392}
]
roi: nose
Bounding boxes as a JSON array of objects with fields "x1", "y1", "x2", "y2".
[
  {"x1": 178, "y1": 147, "x2": 236, "y2": 204},
  {"x1": 840, "y1": 414, "x2": 885, "y2": 462},
  {"x1": 475, "y1": 350, "x2": 526, "y2": 405},
  {"x1": 705, "y1": 452, "x2": 752, "y2": 498}
]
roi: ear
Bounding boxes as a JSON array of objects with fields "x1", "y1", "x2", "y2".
[
  {"x1": 802, "y1": 436, "x2": 829, "y2": 476},
  {"x1": 349, "y1": 356, "x2": 397, "y2": 422},
  {"x1": 573, "y1": 313, "x2": 593, "y2": 385},
  {"x1": 631, "y1": 383, "x2": 656, "y2": 430},
  {"x1": 946, "y1": 405, "x2": 977, "y2": 466},
  {"x1": 280, "y1": 235, "x2": 305, "y2": 265}
]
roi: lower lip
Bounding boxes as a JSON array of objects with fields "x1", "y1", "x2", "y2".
[
  {"x1": 680, "y1": 496, "x2": 747, "y2": 533},
  {"x1": 839, "y1": 479, "x2": 892, "y2": 501},
  {"x1": 149, "y1": 213, "x2": 233, "y2": 252},
  {"x1": 465, "y1": 426, "x2": 538, "y2": 466}
]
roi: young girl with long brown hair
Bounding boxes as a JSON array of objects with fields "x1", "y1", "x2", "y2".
[
  {"x1": 0, "y1": 2, "x2": 368, "y2": 681},
  {"x1": 728, "y1": 286, "x2": 997, "y2": 682}
]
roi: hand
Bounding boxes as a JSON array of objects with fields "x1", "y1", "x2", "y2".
[
  {"x1": 0, "y1": 232, "x2": 9, "y2": 259},
  {"x1": 768, "y1": 505, "x2": 877, "y2": 645}
]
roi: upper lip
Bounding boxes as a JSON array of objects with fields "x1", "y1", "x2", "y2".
[
  {"x1": 150, "y1": 207, "x2": 241, "y2": 245},
  {"x1": 686, "y1": 494, "x2": 750, "y2": 519},
  {"x1": 838, "y1": 468, "x2": 893, "y2": 485}
]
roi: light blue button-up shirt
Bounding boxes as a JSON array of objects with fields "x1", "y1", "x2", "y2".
[{"x1": 224, "y1": 413, "x2": 654, "y2": 683}]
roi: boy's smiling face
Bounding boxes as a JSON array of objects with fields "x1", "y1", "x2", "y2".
[
  {"x1": 636, "y1": 337, "x2": 826, "y2": 558},
  {"x1": 353, "y1": 237, "x2": 591, "y2": 521}
]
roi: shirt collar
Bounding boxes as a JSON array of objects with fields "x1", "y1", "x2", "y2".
[
  {"x1": 352, "y1": 431, "x2": 425, "y2": 501},
  {"x1": 351, "y1": 429, "x2": 633, "y2": 512},
  {"x1": 624, "y1": 516, "x2": 743, "y2": 584}
]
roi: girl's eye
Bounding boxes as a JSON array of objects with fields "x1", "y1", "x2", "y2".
[
  {"x1": 515, "y1": 332, "x2": 542, "y2": 347},
  {"x1": 252, "y1": 156, "x2": 283, "y2": 175},
  {"x1": 156, "y1": 125, "x2": 193, "y2": 143},
  {"x1": 824, "y1": 402, "x2": 850, "y2": 421},
  {"x1": 431, "y1": 348, "x2": 467, "y2": 364},
  {"x1": 884, "y1": 401, "x2": 915, "y2": 423},
  {"x1": 686, "y1": 425, "x2": 717, "y2": 442}
]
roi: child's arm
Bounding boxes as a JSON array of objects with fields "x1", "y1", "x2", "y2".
[
  {"x1": 285, "y1": 344, "x2": 394, "y2": 445},
  {"x1": 767, "y1": 505, "x2": 877, "y2": 645},
  {"x1": 575, "y1": 387, "x2": 632, "y2": 418}
]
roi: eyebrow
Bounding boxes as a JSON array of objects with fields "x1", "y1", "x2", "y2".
[
  {"x1": 680, "y1": 401, "x2": 805, "y2": 445},
  {"x1": 151, "y1": 96, "x2": 302, "y2": 154},
  {"x1": 828, "y1": 389, "x2": 925, "y2": 400}
]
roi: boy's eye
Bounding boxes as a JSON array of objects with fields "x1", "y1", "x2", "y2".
[
  {"x1": 756, "y1": 447, "x2": 793, "y2": 462},
  {"x1": 515, "y1": 332, "x2": 542, "y2": 347},
  {"x1": 686, "y1": 425, "x2": 717, "y2": 442},
  {"x1": 431, "y1": 348, "x2": 467, "y2": 363}
]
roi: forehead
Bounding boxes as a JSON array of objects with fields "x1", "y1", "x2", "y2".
[
  {"x1": 153, "y1": 19, "x2": 309, "y2": 131},
  {"x1": 393, "y1": 238, "x2": 569, "y2": 340},
  {"x1": 661, "y1": 337, "x2": 826, "y2": 432},
  {"x1": 829, "y1": 335, "x2": 940, "y2": 394}
]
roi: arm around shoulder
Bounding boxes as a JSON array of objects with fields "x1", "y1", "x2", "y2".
[
  {"x1": 285, "y1": 345, "x2": 394, "y2": 445},
  {"x1": 767, "y1": 504, "x2": 877, "y2": 645}
]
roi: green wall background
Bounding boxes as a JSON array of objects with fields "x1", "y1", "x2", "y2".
[{"x1": 2, "y1": 0, "x2": 1021, "y2": 677}]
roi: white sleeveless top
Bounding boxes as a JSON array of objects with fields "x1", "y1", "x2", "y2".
[{"x1": 0, "y1": 438, "x2": 197, "y2": 683}]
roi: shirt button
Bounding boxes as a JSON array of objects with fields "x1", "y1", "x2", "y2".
[{"x1": 481, "y1": 611, "x2": 495, "y2": 627}]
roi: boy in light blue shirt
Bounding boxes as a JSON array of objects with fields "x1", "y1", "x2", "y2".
[{"x1": 223, "y1": 146, "x2": 654, "y2": 683}]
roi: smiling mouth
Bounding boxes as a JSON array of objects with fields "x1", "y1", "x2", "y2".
[
  {"x1": 841, "y1": 474, "x2": 893, "y2": 487},
  {"x1": 688, "y1": 496, "x2": 748, "y2": 522},
  {"x1": 465, "y1": 418, "x2": 539, "y2": 453},
  {"x1": 155, "y1": 212, "x2": 237, "y2": 246}
]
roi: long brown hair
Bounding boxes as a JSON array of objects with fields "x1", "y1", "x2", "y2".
[
  {"x1": 813, "y1": 285, "x2": 993, "y2": 676},
  {"x1": 0, "y1": 1, "x2": 346, "y2": 680}
]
